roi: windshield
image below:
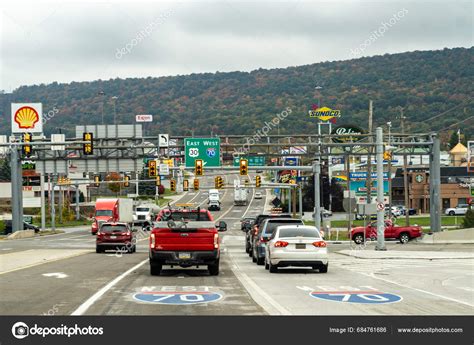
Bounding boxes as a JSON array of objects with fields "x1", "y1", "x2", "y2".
[
  {"x1": 136, "y1": 208, "x2": 149, "y2": 212},
  {"x1": 96, "y1": 210, "x2": 113, "y2": 217},
  {"x1": 263, "y1": 220, "x2": 302, "y2": 236},
  {"x1": 278, "y1": 228, "x2": 320, "y2": 238},
  {"x1": 100, "y1": 225, "x2": 128, "y2": 233},
  {"x1": 160, "y1": 211, "x2": 211, "y2": 221}
]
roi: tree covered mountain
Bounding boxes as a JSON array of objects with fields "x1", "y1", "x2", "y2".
[{"x1": 1, "y1": 47, "x2": 472, "y2": 142}]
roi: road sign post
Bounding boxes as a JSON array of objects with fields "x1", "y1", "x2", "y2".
[{"x1": 375, "y1": 127, "x2": 386, "y2": 251}]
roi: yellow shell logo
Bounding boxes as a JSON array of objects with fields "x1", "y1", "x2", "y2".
[{"x1": 14, "y1": 106, "x2": 39, "y2": 129}]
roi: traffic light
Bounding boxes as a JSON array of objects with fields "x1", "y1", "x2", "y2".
[
  {"x1": 215, "y1": 176, "x2": 224, "y2": 189},
  {"x1": 383, "y1": 151, "x2": 392, "y2": 161},
  {"x1": 193, "y1": 179, "x2": 199, "y2": 191},
  {"x1": 94, "y1": 175, "x2": 100, "y2": 187},
  {"x1": 22, "y1": 133, "x2": 32, "y2": 157},
  {"x1": 124, "y1": 175, "x2": 130, "y2": 187},
  {"x1": 183, "y1": 179, "x2": 189, "y2": 191},
  {"x1": 255, "y1": 175, "x2": 261, "y2": 188},
  {"x1": 170, "y1": 179, "x2": 176, "y2": 192},
  {"x1": 195, "y1": 159, "x2": 203, "y2": 176},
  {"x1": 83, "y1": 132, "x2": 93, "y2": 155},
  {"x1": 148, "y1": 160, "x2": 157, "y2": 177},
  {"x1": 240, "y1": 159, "x2": 248, "y2": 176},
  {"x1": 155, "y1": 175, "x2": 161, "y2": 186}
]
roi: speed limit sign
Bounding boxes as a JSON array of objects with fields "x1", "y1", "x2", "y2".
[{"x1": 377, "y1": 202, "x2": 385, "y2": 211}]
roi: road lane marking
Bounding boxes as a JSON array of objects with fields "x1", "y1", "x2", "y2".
[
  {"x1": 71, "y1": 258, "x2": 149, "y2": 315},
  {"x1": 42, "y1": 272, "x2": 68, "y2": 279},
  {"x1": 227, "y1": 253, "x2": 290, "y2": 315}
]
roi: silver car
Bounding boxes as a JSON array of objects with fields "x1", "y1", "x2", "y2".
[{"x1": 264, "y1": 225, "x2": 328, "y2": 273}]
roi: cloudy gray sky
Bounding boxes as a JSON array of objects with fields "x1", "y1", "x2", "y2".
[{"x1": 1, "y1": 0, "x2": 472, "y2": 91}]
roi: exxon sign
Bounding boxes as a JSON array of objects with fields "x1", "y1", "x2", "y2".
[{"x1": 331, "y1": 125, "x2": 365, "y2": 143}]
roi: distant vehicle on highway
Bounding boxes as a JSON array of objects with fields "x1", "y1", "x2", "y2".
[
  {"x1": 96, "y1": 222, "x2": 136, "y2": 253},
  {"x1": 394, "y1": 205, "x2": 417, "y2": 216},
  {"x1": 246, "y1": 213, "x2": 293, "y2": 255},
  {"x1": 254, "y1": 191, "x2": 263, "y2": 199},
  {"x1": 265, "y1": 225, "x2": 328, "y2": 273},
  {"x1": 208, "y1": 189, "x2": 221, "y2": 211},
  {"x1": 1, "y1": 220, "x2": 39, "y2": 234},
  {"x1": 350, "y1": 220, "x2": 422, "y2": 244},
  {"x1": 149, "y1": 220, "x2": 227, "y2": 276},
  {"x1": 155, "y1": 205, "x2": 213, "y2": 222},
  {"x1": 252, "y1": 218, "x2": 304, "y2": 265},
  {"x1": 445, "y1": 204, "x2": 469, "y2": 216},
  {"x1": 240, "y1": 217, "x2": 255, "y2": 231},
  {"x1": 133, "y1": 203, "x2": 160, "y2": 231},
  {"x1": 311, "y1": 208, "x2": 332, "y2": 218},
  {"x1": 234, "y1": 187, "x2": 249, "y2": 206},
  {"x1": 91, "y1": 198, "x2": 134, "y2": 235}
]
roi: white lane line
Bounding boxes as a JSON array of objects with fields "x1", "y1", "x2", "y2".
[
  {"x1": 71, "y1": 258, "x2": 149, "y2": 315},
  {"x1": 337, "y1": 262, "x2": 474, "y2": 308},
  {"x1": 241, "y1": 187, "x2": 257, "y2": 219},
  {"x1": 227, "y1": 253, "x2": 291, "y2": 315}
]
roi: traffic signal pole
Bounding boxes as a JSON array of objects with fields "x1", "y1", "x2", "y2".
[
  {"x1": 375, "y1": 127, "x2": 387, "y2": 251},
  {"x1": 313, "y1": 160, "x2": 321, "y2": 231},
  {"x1": 10, "y1": 147, "x2": 21, "y2": 232}
]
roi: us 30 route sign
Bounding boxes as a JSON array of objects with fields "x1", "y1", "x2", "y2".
[{"x1": 185, "y1": 138, "x2": 221, "y2": 168}]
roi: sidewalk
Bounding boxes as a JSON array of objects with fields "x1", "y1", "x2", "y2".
[{"x1": 337, "y1": 249, "x2": 474, "y2": 260}]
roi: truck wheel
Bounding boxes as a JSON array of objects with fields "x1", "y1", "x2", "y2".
[
  {"x1": 245, "y1": 242, "x2": 250, "y2": 253},
  {"x1": 252, "y1": 249, "x2": 257, "y2": 263},
  {"x1": 399, "y1": 232, "x2": 410, "y2": 244},
  {"x1": 319, "y1": 263, "x2": 328, "y2": 273},
  {"x1": 208, "y1": 260, "x2": 219, "y2": 276},
  {"x1": 150, "y1": 261, "x2": 162, "y2": 276},
  {"x1": 353, "y1": 234, "x2": 364, "y2": 244},
  {"x1": 96, "y1": 246, "x2": 103, "y2": 253},
  {"x1": 264, "y1": 258, "x2": 269, "y2": 270},
  {"x1": 448, "y1": 211, "x2": 455, "y2": 216},
  {"x1": 256, "y1": 256, "x2": 264, "y2": 265}
]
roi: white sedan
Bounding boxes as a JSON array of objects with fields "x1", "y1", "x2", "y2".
[
  {"x1": 264, "y1": 225, "x2": 328, "y2": 273},
  {"x1": 445, "y1": 204, "x2": 469, "y2": 216}
]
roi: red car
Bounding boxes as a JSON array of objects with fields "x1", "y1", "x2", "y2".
[
  {"x1": 350, "y1": 220, "x2": 423, "y2": 244},
  {"x1": 96, "y1": 222, "x2": 136, "y2": 253}
]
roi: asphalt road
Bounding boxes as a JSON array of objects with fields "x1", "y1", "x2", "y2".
[{"x1": 0, "y1": 172, "x2": 473, "y2": 316}]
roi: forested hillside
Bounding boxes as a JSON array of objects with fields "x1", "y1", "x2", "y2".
[{"x1": 1, "y1": 47, "x2": 472, "y2": 140}]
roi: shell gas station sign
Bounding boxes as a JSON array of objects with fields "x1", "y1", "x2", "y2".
[{"x1": 11, "y1": 103, "x2": 43, "y2": 133}]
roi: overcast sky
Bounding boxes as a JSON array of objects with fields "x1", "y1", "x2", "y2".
[{"x1": 0, "y1": 0, "x2": 472, "y2": 91}]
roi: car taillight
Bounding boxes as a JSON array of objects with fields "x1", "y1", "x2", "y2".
[
  {"x1": 253, "y1": 226, "x2": 259, "y2": 235},
  {"x1": 150, "y1": 233, "x2": 155, "y2": 249},
  {"x1": 313, "y1": 241, "x2": 327, "y2": 248},
  {"x1": 214, "y1": 233, "x2": 219, "y2": 249},
  {"x1": 274, "y1": 241, "x2": 288, "y2": 247}
]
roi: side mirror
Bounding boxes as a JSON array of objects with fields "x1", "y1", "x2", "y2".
[{"x1": 216, "y1": 221, "x2": 227, "y2": 232}]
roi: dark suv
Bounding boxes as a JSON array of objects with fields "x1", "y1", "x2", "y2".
[
  {"x1": 252, "y1": 218, "x2": 304, "y2": 265},
  {"x1": 246, "y1": 213, "x2": 293, "y2": 256},
  {"x1": 96, "y1": 222, "x2": 136, "y2": 253}
]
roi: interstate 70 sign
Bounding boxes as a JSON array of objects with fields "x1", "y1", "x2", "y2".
[{"x1": 184, "y1": 138, "x2": 221, "y2": 168}]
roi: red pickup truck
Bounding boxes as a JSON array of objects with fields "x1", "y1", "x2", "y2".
[
  {"x1": 149, "y1": 220, "x2": 227, "y2": 276},
  {"x1": 350, "y1": 220, "x2": 423, "y2": 244}
]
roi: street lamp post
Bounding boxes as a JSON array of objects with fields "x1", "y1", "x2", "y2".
[{"x1": 111, "y1": 96, "x2": 118, "y2": 124}]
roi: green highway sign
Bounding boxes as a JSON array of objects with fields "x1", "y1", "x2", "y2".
[
  {"x1": 185, "y1": 138, "x2": 221, "y2": 168},
  {"x1": 233, "y1": 156, "x2": 265, "y2": 166}
]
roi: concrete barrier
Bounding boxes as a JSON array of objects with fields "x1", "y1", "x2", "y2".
[
  {"x1": 419, "y1": 228, "x2": 474, "y2": 244},
  {"x1": 6, "y1": 230, "x2": 35, "y2": 240}
]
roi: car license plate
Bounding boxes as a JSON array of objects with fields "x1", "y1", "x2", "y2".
[
  {"x1": 179, "y1": 252, "x2": 191, "y2": 259},
  {"x1": 110, "y1": 235, "x2": 117, "y2": 239},
  {"x1": 295, "y1": 244, "x2": 306, "y2": 249}
]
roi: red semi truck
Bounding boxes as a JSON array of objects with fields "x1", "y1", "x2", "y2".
[{"x1": 91, "y1": 198, "x2": 134, "y2": 235}]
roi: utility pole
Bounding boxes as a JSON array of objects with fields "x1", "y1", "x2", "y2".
[
  {"x1": 375, "y1": 127, "x2": 386, "y2": 251},
  {"x1": 75, "y1": 184, "x2": 80, "y2": 220},
  {"x1": 366, "y1": 100, "x2": 373, "y2": 204},
  {"x1": 429, "y1": 134, "x2": 441, "y2": 232},
  {"x1": 40, "y1": 174, "x2": 46, "y2": 231},
  {"x1": 292, "y1": 185, "x2": 297, "y2": 217},
  {"x1": 313, "y1": 160, "x2": 321, "y2": 230},
  {"x1": 298, "y1": 184, "x2": 303, "y2": 218},
  {"x1": 10, "y1": 147, "x2": 21, "y2": 232},
  {"x1": 401, "y1": 108, "x2": 410, "y2": 226}
]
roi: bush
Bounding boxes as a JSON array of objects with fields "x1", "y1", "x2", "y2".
[
  {"x1": 0, "y1": 220, "x2": 5, "y2": 234},
  {"x1": 462, "y1": 208, "x2": 474, "y2": 228}
]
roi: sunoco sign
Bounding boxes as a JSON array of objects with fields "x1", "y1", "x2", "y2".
[
  {"x1": 331, "y1": 125, "x2": 365, "y2": 143},
  {"x1": 308, "y1": 106, "x2": 341, "y2": 122}
]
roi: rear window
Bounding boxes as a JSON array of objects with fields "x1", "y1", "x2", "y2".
[
  {"x1": 278, "y1": 228, "x2": 320, "y2": 238},
  {"x1": 160, "y1": 211, "x2": 211, "y2": 221},
  {"x1": 263, "y1": 220, "x2": 302, "y2": 235},
  {"x1": 100, "y1": 225, "x2": 128, "y2": 232},
  {"x1": 96, "y1": 210, "x2": 113, "y2": 217}
]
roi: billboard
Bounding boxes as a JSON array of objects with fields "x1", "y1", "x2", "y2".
[{"x1": 11, "y1": 103, "x2": 43, "y2": 133}]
